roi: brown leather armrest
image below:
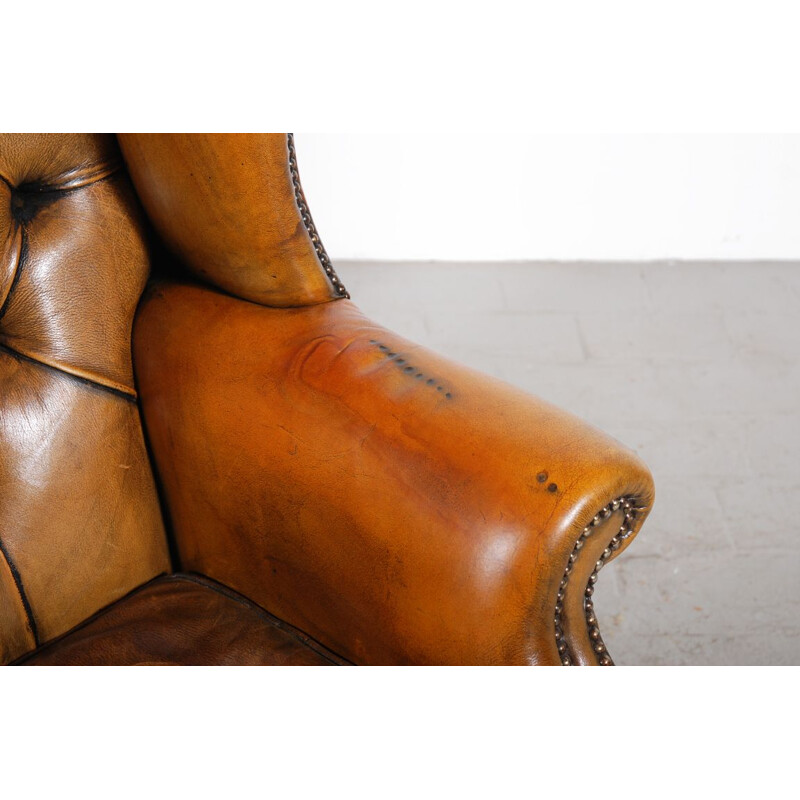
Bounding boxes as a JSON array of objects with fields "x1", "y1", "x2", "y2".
[{"x1": 134, "y1": 279, "x2": 654, "y2": 665}]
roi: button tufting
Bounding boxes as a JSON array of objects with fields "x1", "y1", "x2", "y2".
[{"x1": 9, "y1": 188, "x2": 59, "y2": 225}]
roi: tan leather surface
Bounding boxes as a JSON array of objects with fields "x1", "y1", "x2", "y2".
[
  {"x1": 0, "y1": 546, "x2": 33, "y2": 661},
  {"x1": 134, "y1": 279, "x2": 654, "y2": 666},
  {"x1": 117, "y1": 134, "x2": 339, "y2": 308},
  {"x1": 0, "y1": 174, "x2": 152, "y2": 393},
  {"x1": 20, "y1": 574, "x2": 340, "y2": 666},
  {"x1": 0, "y1": 134, "x2": 120, "y2": 192},
  {"x1": 1, "y1": 131, "x2": 655, "y2": 667},
  {"x1": 0, "y1": 134, "x2": 170, "y2": 664}
]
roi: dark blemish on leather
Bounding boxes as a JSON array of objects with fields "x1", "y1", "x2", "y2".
[
  {"x1": 537, "y1": 472, "x2": 548, "y2": 483},
  {"x1": 548, "y1": 483, "x2": 558, "y2": 493},
  {"x1": 368, "y1": 340, "x2": 452, "y2": 400}
]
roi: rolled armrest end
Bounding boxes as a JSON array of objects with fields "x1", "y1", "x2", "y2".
[{"x1": 134, "y1": 279, "x2": 654, "y2": 665}]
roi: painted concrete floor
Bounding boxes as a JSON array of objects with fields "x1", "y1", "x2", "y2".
[{"x1": 339, "y1": 260, "x2": 800, "y2": 666}]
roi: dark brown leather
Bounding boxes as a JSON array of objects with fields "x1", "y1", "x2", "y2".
[
  {"x1": 20, "y1": 574, "x2": 340, "y2": 666},
  {"x1": 117, "y1": 134, "x2": 340, "y2": 308},
  {"x1": 133, "y1": 278, "x2": 654, "y2": 665},
  {"x1": 0, "y1": 134, "x2": 170, "y2": 664}
]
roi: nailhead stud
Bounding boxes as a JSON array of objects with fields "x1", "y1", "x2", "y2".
[{"x1": 553, "y1": 496, "x2": 642, "y2": 668}]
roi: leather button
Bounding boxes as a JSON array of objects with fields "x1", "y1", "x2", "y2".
[{"x1": 9, "y1": 189, "x2": 56, "y2": 225}]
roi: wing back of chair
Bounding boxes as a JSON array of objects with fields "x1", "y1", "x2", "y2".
[
  {"x1": 0, "y1": 134, "x2": 170, "y2": 664},
  {"x1": 117, "y1": 133, "x2": 347, "y2": 307}
]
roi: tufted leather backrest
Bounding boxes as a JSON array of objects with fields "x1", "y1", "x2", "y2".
[{"x1": 0, "y1": 134, "x2": 170, "y2": 664}]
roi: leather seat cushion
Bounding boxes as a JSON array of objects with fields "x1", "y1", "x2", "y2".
[{"x1": 17, "y1": 574, "x2": 342, "y2": 666}]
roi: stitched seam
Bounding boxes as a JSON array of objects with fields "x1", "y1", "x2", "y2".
[
  {"x1": 0, "y1": 343, "x2": 137, "y2": 402},
  {"x1": 16, "y1": 572, "x2": 351, "y2": 666},
  {"x1": 0, "y1": 538, "x2": 39, "y2": 646},
  {"x1": 554, "y1": 495, "x2": 646, "y2": 666},
  {"x1": 10, "y1": 573, "x2": 169, "y2": 663},
  {"x1": 135, "y1": 388, "x2": 179, "y2": 572},
  {"x1": 147, "y1": 275, "x2": 349, "y2": 312},
  {"x1": 175, "y1": 573, "x2": 351, "y2": 665}
]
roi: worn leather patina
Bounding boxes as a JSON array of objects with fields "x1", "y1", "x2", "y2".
[{"x1": 1, "y1": 133, "x2": 654, "y2": 666}]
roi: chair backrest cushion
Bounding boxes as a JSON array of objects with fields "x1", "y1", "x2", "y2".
[{"x1": 0, "y1": 133, "x2": 169, "y2": 663}]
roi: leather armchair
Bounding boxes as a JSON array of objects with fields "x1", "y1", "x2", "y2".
[{"x1": 0, "y1": 133, "x2": 654, "y2": 666}]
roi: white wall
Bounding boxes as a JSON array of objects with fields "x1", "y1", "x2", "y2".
[{"x1": 294, "y1": 134, "x2": 800, "y2": 262}]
